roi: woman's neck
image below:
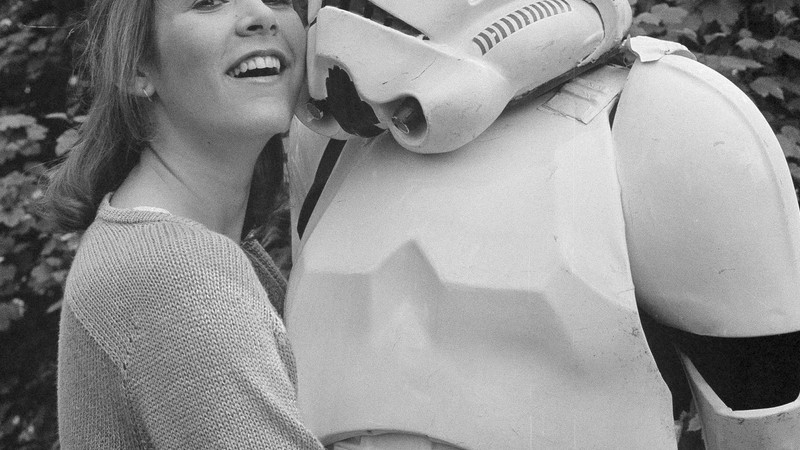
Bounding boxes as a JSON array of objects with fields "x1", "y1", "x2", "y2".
[{"x1": 112, "y1": 135, "x2": 265, "y2": 241}]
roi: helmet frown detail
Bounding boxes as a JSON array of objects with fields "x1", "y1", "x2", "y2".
[
  {"x1": 325, "y1": 66, "x2": 383, "y2": 137},
  {"x1": 473, "y1": 0, "x2": 573, "y2": 55}
]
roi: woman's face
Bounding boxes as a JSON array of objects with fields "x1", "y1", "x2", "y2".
[{"x1": 147, "y1": 0, "x2": 306, "y2": 142}]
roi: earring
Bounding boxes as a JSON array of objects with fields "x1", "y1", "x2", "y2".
[{"x1": 142, "y1": 87, "x2": 153, "y2": 102}]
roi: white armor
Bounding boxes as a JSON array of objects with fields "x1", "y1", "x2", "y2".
[{"x1": 285, "y1": 1, "x2": 800, "y2": 448}]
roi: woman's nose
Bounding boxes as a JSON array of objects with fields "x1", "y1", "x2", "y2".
[{"x1": 236, "y1": 2, "x2": 279, "y2": 37}]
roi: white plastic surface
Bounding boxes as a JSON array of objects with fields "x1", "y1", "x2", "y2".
[
  {"x1": 680, "y1": 352, "x2": 800, "y2": 449},
  {"x1": 613, "y1": 52, "x2": 800, "y2": 337},
  {"x1": 332, "y1": 433, "x2": 462, "y2": 450},
  {"x1": 580, "y1": 0, "x2": 632, "y2": 65},
  {"x1": 285, "y1": 66, "x2": 676, "y2": 449},
  {"x1": 285, "y1": 119, "x2": 329, "y2": 262},
  {"x1": 301, "y1": 0, "x2": 612, "y2": 154}
]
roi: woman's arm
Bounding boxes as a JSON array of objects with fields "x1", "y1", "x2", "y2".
[{"x1": 125, "y1": 233, "x2": 323, "y2": 449}]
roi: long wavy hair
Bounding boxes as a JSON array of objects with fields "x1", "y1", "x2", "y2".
[{"x1": 43, "y1": 0, "x2": 285, "y2": 237}]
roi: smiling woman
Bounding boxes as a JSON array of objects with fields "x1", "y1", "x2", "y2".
[{"x1": 41, "y1": 0, "x2": 323, "y2": 448}]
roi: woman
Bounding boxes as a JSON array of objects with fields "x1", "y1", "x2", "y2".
[{"x1": 45, "y1": 0, "x2": 323, "y2": 448}]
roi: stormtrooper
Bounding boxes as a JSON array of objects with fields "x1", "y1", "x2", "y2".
[{"x1": 284, "y1": 0, "x2": 800, "y2": 448}]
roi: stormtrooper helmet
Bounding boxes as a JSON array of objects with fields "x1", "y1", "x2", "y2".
[{"x1": 296, "y1": 0, "x2": 632, "y2": 153}]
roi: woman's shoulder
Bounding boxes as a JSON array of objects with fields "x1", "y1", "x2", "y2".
[
  {"x1": 64, "y1": 205, "x2": 279, "y2": 369},
  {"x1": 66, "y1": 203, "x2": 268, "y2": 326},
  {"x1": 77, "y1": 202, "x2": 248, "y2": 276}
]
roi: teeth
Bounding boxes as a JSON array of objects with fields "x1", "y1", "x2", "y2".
[{"x1": 229, "y1": 55, "x2": 282, "y2": 77}]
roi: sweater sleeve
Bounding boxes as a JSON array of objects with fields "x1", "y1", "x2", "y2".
[{"x1": 124, "y1": 231, "x2": 323, "y2": 450}]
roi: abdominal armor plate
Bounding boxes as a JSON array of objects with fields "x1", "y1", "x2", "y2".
[{"x1": 285, "y1": 66, "x2": 675, "y2": 449}]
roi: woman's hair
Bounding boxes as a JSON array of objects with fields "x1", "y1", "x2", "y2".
[
  {"x1": 43, "y1": 0, "x2": 285, "y2": 235},
  {"x1": 42, "y1": 0, "x2": 156, "y2": 232},
  {"x1": 244, "y1": 135, "x2": 287, "y2": 239}
]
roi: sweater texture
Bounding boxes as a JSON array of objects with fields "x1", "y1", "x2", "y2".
[{"x1": 57, "y1": 196, "x2": 323, "y2": 449}]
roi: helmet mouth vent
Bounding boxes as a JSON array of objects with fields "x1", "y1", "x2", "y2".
[{"x1": 320, "y1": 0, "x2": 429, "y2": 40}]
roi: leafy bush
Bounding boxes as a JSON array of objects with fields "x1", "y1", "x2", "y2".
[
  {"x1": 1, "y1": 0, "x2": 84, "y2": 448},
  {"x1": 630, "y1": 0, "x2": 800, "y2": 192},
  {"x1": 0, "y1": 0, "x2": 797, "y2": 449}
]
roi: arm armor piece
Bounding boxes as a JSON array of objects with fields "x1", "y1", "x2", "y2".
[{"x1": 612, "y1": 44, "x2": 800, "y2": 337}]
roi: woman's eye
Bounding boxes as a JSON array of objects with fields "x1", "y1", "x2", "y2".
[
  {"x1": 263, "y1": 0, "x2": 293, "y2": 5},
  {"x1": 193, "y1": 0, "x2": 229, "y2": 10}
]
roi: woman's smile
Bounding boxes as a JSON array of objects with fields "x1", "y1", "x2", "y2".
[
  {"x1": 227, "y1": 52, "x2": 285, "y2": 78},
  {"x1": 147, "y1": 0, "x2": 306, "y2": 140}
]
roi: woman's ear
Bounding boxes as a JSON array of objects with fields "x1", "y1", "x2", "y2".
[{"x1": 132, "y1": 68, "x2": 155, "y2": 100}]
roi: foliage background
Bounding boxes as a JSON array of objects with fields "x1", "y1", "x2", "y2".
[{"x1": 0, "y1": 0, "x2": 798, "y2": 448}]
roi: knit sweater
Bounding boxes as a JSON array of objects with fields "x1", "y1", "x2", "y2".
[{"x1": 57, "y1": 196, "x2": 323, "y2": 449}]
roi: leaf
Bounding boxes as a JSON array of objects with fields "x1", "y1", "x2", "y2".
[
  {"x1": 0, "y1": 147, "x2": 16, "y2": 166},
  {"x1": 750, "y1": 77, "x2": 784, "y2": 100},
  {"x1": 651, "y1": 4, "x2": 689, "y2": 25},
  {"x1": 28, "y1": 37, "x2": 47, "y2": 53},
  {"x1": 28, "y1": 263, "x2": 54, "y2": 293},
  {"x1": 11, "y1": 298, "x2": 25, "y2": 317},
  {"x1": 680, "y1": 12, "x2": 704, "y2": 33},
  {"x1": 45, "y1": 300, "x2": 62, "y2": 314},
  {"x1": 666, "y1": 28, "x2": 698, "y2": 44},
  {"x1": 0, "y1": 207, "x2": 28, "y2": 227},
  {"x1": 703, "y1": 32, "x2": 727, "y2": 44},
  {"x1": 0, "y1": 303, "x2": 21, "y2": 332},
  {"x1": 635, "y1": 12, "x2": 662, "y2": 26},
  {"x1": 788, "y1": 168, "x2": 800, "y2": 193},
  {"x1": 736, "y1": 37, "x2": 761, "y2": 51},
  {"x1": 55, "y1": 129, "x2": 79, "y2": 156},
  {"x1": 701, "y1": 0, "x2": 742, "y2": 27},
  {"x1": 0, "y1": 236, "x2": 15, "y2": 256},
  {"x1": 44, "y1": 112, "x2": 68, "y2": 120},
  {"x1": 44, "y1": 257, "x2": 61, "y2": 267},
  {"x1": 780, "y1": 126, "x2": 800, "y2": 144},
  {"x1": 779, "y1": 126, "x2": 800, "y2": 159},
  {"x1": 701, "y1": 54, "x2": 764, "y2": 73},
  {"x1": 51, "y1": 269, "x2": 67, "y2": 284},
  {"x1": 19, "y1": 141, "x2": 41, "y2": 157},
  {"x1": 39, "y1": 238, "x2": 59, "y2": 256},
  {"x1": 778, "y1": 77, "x2": 800, "y2": 96},
  {"x1": 0, "y1": 265, "x2": 16, "y2": 285},
  {"x1": 753, "y1": 39, "x2": 785, "y2": 64},
  {"x1": 774, "y1": 10, "x2": 799, "y2": 27},
  {"x1": 775, "y1": 37, "x2": 800, "y2": 60},
  {"x1": 630, "y1": 22, "x2": 663, "y2": 37},
  {"x1": 61, "y1": 232, "x2": 81, "y2": 252},
  {"x1": 755, "y1": 0, "x2": 796, "y2": 14},
  {"x1": 25, "y1": 123, "x2": 47, "y2": 141},
  {"x1": 0, "y1": 114, "x2": 35, "y2": 131}
]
